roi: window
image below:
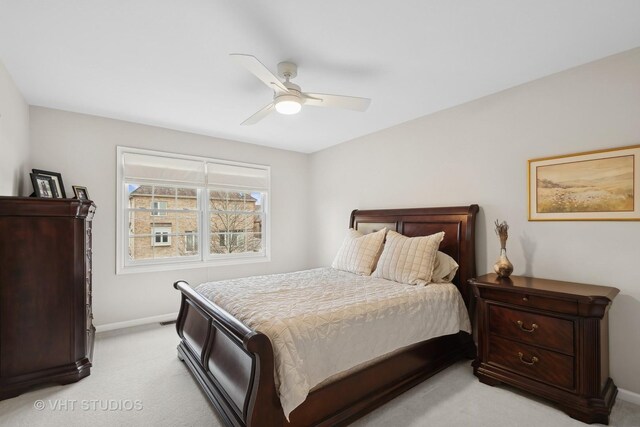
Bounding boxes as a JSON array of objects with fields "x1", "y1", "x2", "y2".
[
  {"x1": 185, "y1": 231, "x2": 197, "y2": 253},
  {"x1": 210, "y1": 191, "x2": 264, "y2": 255},
  {"x1": 117, "y1": 147, "x2": 270, "y2": 273},
  {"x1": 126, "y1": 184, "x2": 199, "y2": 263},
  {"x1": 152, "y1": 227, "x2": 171, "y2": 246},
  {"x1": 218, "y1": 229, "x2": 242, "y2": 248},
  {"x1": 150, "y1": 201, "x2": 168, "y2": 216}
]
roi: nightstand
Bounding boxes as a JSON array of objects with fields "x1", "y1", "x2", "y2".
[{"x1": 469, "y1": 274, "x2": 619, "y2": 424}]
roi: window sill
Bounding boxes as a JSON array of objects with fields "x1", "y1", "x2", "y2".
[{"x1": 116, "y1": 254, "x2": 270, "y2": 275}]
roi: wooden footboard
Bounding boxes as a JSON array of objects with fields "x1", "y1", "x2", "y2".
[
  {"x1": 174, "y1": 280, "x2": 283, "y2": 426},
  {"x1": 175, "y1": 280, "x2": 474, "y2": 427}
]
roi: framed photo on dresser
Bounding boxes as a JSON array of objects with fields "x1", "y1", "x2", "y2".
[
  {"x1": 31, "y1": 169, "x2": 66, "y2": 198},
  {"x1": 72, "y1": 186, "x2": 90, "y2": 201},
  {"x1": 30, "y1": 173, "x2": 58, "y2": 198}
]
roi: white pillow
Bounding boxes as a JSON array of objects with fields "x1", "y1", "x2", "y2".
[
  {"x1": 331, "y1": 228, "x2": 387, "y2": 276},
  {"x1": 372, "y1": 230, "x2": 444, "y2": 285},
  {"x1": 431, "y1": 251, "x2": 459, "y2": 283}
]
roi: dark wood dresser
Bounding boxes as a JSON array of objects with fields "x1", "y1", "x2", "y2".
[
  {"x1": 0, "y1": 197, "x2": 96, "y2": 400},
  {"x1": 470, "y1": 274, "x2": 618, "y2": 424}
]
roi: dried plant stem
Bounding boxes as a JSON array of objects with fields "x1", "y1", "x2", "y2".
[{"x1": 495, "y1": 219, "x2": 509, "y2": 250}]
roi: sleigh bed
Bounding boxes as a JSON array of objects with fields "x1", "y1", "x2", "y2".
[{"x1": 174, "y1": 205, "x2": 479, "y2": 426}]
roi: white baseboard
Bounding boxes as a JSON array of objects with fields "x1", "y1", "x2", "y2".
[
  {"x1": 618, "y1": 387, "x2": 640, "y2": 406},
  {"x1": 95, "y1": 312, "x2": 178, "y2": 333}
]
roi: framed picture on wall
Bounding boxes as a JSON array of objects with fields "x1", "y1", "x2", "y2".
[
  {"x1": 30, "y1": 173, "x2": 59, "y2": 198},
  {"x1": 72, "y1": 186, "x2": 90, "y2": 201},
  {"x1": 32, "y1": 169, "x2": 66, "y2": 198},
  {"x1": 528, "y1": 145, "x2": 640, "y2": 221}
]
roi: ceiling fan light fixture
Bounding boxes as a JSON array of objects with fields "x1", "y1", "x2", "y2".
[
  {"x1": 274, "y1": 94, "x2": 302, "y2": 115},
  {"x1": 231, "y1": 54, "x2": 371, "y2": 124}
]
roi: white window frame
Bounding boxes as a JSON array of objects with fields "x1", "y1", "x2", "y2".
[
  {"x1": 150, "y1": 201, "x2": 168, "y2": 216},
  {"x1": 206, "y1": 191, "x2": 266, "y2": 260},
  {"x1": 116, "y1": 146, "x2": 271, "y2": 275},
  {"x1": 217, "y1": 229, "x2": 242, "y2": 249},
  {"x1": 185, "y1": 231, "x2": 197, "y2": 253},
  {"x1": 151, "y1": 226, "x2": 172, "y2": 246}
]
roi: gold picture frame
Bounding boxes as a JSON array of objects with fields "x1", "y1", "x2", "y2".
[{"x1": 528, "y1": 145, "x2": 640, "y2": 221}]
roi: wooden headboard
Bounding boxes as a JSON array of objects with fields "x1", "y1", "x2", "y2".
[{"x1": 350, "y1": 205, "x2": 479, "y2": 307}]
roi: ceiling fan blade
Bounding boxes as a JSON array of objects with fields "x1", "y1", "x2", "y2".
[
  {"x1": 241, "y1": 103, "x2": 275, "y2": 126},
  {"x1": 303, "y1": 93, "x2": 371, "y2": 111},
  {"x1": 230, "y1": 54, "x2": 289, "y2": 93}
]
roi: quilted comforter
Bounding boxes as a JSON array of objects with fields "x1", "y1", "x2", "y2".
[{"x1": 195, "y1": 267, "x2": 471, "y2": 419}]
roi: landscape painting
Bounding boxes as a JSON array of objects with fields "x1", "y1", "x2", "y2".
[
  {"x1": 537, "y1": 156, "x2": 633, "y2": 213},
  {"x1": 529, "y1": 146, "x2": 640, "y2": 221}
]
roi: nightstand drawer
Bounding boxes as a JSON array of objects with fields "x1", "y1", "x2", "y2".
[
  {"x1": 488, "y1": 335, "x2": 574, "y2": 390},
  {"x1": 482, "y1": 288, "x2": 578, "y2": 315},
  {"x1": 489, "y1": 304, "x2": 574, "y2": 355}
]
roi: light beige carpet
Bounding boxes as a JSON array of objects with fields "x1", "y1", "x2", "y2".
[{"x1": 0, "y1": 323, "x2": 638, "y2": 426}]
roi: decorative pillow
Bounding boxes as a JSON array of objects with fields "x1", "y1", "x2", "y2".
[
  {"x1": 431, "y1": 251, "x2": 459, "y2": 283},
  {"x1": 331, "y1": 228, "x2": 387, "y2": 276},
  {"x1": 372, "y1": 230, "x2": 444, "y2": 285}
]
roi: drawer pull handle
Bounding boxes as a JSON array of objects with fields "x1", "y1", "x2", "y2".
[
  {"x1": 516, "y1": 320, "x2": 538, "y2": 333},
  {"x1": 518, "y1": 352, "x2": 539, "y2": 365},
  {"x1": 522, "y1": 296, "x2": 529, "y2": 301}
]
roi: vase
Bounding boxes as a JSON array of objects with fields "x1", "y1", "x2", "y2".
[{"x1": 494, "y1": 248, "x2": 513, "y2": 278}]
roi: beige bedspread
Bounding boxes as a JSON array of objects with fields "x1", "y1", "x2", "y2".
[{"x1": 195, "y1": 267, "x2": 471, "y2": 419}]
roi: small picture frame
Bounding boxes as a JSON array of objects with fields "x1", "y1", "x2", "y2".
[
  {"x1": 30, "y1": 173, "x2": 59, "y2": 198},
  {"x1": 73, "y1": 186, "x2": 90, "y2": 201},
  {"x1": 32, "y1": 169, "x2": 66, "y2": 198}
]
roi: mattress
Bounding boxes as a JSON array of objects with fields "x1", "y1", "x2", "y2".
[{"x1": 195, "y1": 267, "x2": 471, "y2": 419}]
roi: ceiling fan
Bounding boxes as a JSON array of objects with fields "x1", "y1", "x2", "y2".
[{"x1": 230, "y1": 54, "x2": 371, "y2": 125}]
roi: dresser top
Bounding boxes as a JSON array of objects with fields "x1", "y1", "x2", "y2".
[
  {"x1": 0, "y1": 196, "x2": 96, "y2": 218},
  {"x1": 470, "y1": 273, "x2": 619, "y2": 302}
]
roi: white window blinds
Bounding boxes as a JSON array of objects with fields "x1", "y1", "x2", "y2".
[
  {"x1": 123, "y1": 152, "x2": 205, "y2": 186},
  {"x1": 206, "y1": 162, "x2": 269, "y2": 190},
  {"x1": 122, "y1": 152, "x2": 269, "y2": 189}
]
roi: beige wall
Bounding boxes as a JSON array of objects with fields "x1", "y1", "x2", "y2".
[
  {"x1": 29, "y1": 107, "x2": 311, "y2": 327},
  {"x1": 0, "y1": 60, "x2": 29, "y2": 196},
  {"x1": 309, "y1": 48, "x2": 640, "y2": 394}
]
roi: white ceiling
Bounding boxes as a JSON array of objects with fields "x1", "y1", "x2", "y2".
[{"x1": 1, "y1": 1, "x2": 639, "y2": 153}]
